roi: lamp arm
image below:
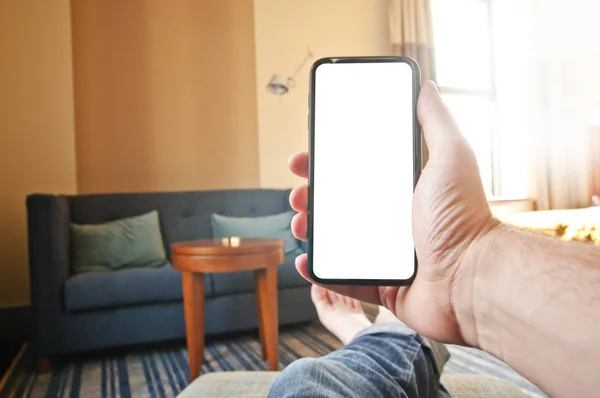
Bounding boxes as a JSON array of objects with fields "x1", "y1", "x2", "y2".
[{"x1": 289, "y1": 48, "x2": 314, "y2": 79}]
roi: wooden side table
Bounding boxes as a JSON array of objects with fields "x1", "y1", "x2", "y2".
[{"x1": 171, "y1": 238, "x2": 285, "y2": 381}]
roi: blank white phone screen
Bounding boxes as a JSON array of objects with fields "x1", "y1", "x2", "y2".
[{"x1": 312, "y1": 61, "x2": 415, "y2": 281}]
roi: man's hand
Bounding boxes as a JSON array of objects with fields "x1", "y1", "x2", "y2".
[{"x1": 288, "y1": 81, "x2": 497, "y2": 345}]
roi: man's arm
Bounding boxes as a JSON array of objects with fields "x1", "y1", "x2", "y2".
[
  {"x1": 456, "y1": 224, "x2": 600, "y2": 398},
  {"x1": 288, "y1": 83, "x2": 600, "y2": 397}
]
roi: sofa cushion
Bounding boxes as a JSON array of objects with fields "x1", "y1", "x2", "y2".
[
  {"x1": 212, "y1": 256, "x2": 308, "y2": 297},
  {"x1": 211, "y1": 212, "x2": 302, "y2": 256},
  {"x1": 70, "y1": 210, "x2": 167, "y2": 274},
  {"x1": 64, "y1": 265, "x2": 214, "y2": 312}
]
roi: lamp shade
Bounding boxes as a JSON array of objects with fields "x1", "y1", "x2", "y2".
[{"x1": 266, "y1": 74, "x2": 290, "y2": 95}]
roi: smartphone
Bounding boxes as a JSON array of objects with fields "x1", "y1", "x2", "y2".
[{"x1": 307, "y1": 56, "x2": 421, "y2": 286}]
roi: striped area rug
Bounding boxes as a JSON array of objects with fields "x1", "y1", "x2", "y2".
[{"x1": 1, "y1": 320, "x2": 545, "y2": 398}]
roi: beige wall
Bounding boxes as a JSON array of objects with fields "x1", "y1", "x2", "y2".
[
  {"x1": 253, "y1": 0, "x2": 391, "y2": 188},
  {"x1": 72, "y1": 0, "x2": 260, "y2": 193},
  {"x1": 0, "y1": 0, "x2": 77, "y2": 307},
  {"x1": 0, "y1": 0, "x2": 389, "y2": 308}
]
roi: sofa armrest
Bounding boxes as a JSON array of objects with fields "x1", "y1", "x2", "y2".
[
  {"x1": 26, "y1": 194, "x2": 71, "y2": 351},
  {"x1": 441, "y1": 374, "x2": 528, "y2": 398},
  {"x1": 178, "y1": 372, "x2": 528, "y2": 398}
]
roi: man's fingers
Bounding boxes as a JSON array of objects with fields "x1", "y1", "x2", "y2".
[
  {"x1": 288, "y1": 153, "x2": 309, "y2": 179},
  {"x1": 289, "y1": 185, "x2": 308, "y2": 212},
  {"x1": 294, "y1": 254, "x2": 383, "y2": 305},
  {"x1": 291, "y1": 212, "x2": 307, "y2": 241},
  {"x1": 417, "y1": 81, "x2": 465, "y2": 157}
]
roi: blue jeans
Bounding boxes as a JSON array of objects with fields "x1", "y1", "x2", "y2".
[{"x1": 269, "y1": 323, "x2": 450, "y2": 398}]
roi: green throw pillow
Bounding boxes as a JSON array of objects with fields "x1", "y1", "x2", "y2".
[
  {"x1": 211, "y1": 211, "x2": 302, "y2": 256},
  {"x1": 71, "y1": 210, "x2": 167, "y2": 274}
]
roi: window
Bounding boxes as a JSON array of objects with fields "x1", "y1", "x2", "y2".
[{"x1": 431, "y1": 0, "x2": 498, "y2": 196}]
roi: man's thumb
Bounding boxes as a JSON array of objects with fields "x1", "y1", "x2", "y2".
[{"x1": 417, "y1": 81, "x2": 465, "y2": 156}]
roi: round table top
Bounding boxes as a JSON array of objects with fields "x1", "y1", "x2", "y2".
[{"x1": 171, "y1": 237, "x2": 284, "y2": 256}]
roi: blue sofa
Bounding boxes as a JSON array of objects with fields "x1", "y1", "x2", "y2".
[{"x1": 26, "y1": 189, "x2": 316, "y2": 363}]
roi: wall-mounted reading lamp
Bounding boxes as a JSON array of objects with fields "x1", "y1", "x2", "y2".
[{"x1": 266, "y1": 48, "x2": 313, "y2": 95}]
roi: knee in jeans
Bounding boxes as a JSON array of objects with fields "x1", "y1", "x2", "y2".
[
  {"x1": 274, "y1": 357, "x2": 340, "y2": 385},
  {"x1": 280, "y1": 357, "x2": 322, "y2": 377},
  {"x1": 269, "y1": 358, "x2": 325, "y2": 396}
]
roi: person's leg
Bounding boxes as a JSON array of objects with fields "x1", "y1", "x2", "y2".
[{"x1": 269, "y1": 286, "x2": 448, "y2": 398}]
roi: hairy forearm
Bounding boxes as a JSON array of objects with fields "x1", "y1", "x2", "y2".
[{"x1": 456, "y1": 223, "x2": 600, "y2": 397}]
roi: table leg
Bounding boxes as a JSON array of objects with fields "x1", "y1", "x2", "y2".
[
  {"x1": 255, "y1": 267, "x2": 279, "y2": 370},
  {"x1": 256, "y1": 292, "x2": 268, "y2": 360},
  {"x1": 182, "y1": 271, "x2": 205, "y2": 381}
]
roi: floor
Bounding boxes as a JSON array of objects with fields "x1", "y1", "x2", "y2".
[
  {"x1": 0, "y1": 305, "x2": 30, "y2": 383},
  {"x1": 0, "y1": 340, "x2": 21, "y2": 383}
]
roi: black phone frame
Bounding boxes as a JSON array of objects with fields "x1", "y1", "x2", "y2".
[{"x1": 307, "y1": 56, "x2": 422, "y2": 286}]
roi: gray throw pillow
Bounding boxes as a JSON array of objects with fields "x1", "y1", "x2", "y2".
[
  {"x1": 211, "y1": 211, "x2": 303, "y2": 256},
  {"x1": 70, "y1": 210, "x2": 167, "y2": 274}
]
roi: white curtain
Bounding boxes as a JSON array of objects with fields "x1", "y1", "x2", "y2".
[
  {"x1": 387, "y1": 0, "x2": 436, "y2": 166},
  {"x1": 387, "y1": 0, "x2": 436, "y2": 82},
  {"x1": 493, "y1": 0, "x2": 600, "y2": 209}
]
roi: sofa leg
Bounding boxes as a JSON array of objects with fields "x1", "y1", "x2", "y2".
[{"x1": 37, "y1": 358, "x2": 51, "y2": 374}]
